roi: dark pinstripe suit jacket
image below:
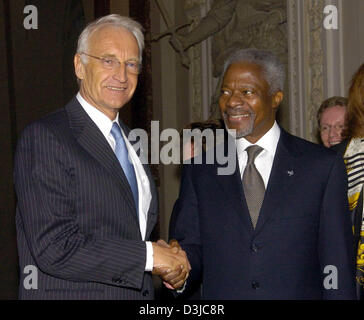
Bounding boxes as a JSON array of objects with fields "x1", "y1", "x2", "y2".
[{"x1": 14, "y1": 97, "x2": 158, "y2": 299}]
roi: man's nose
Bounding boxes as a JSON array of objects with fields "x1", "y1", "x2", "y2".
[
  {"x1": 328, "y1": 126, "x2": 339, "y2": 137},
  {"x1": 227, "y1": 92, "x2": 244, "y2": 108},
  {"x1": 113, "y1": 62, "x2": 128, "y2": 82}
]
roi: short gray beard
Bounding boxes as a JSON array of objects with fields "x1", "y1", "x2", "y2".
[{"x1": 223, "y1": 113, "x2": 256, "y2": 139}]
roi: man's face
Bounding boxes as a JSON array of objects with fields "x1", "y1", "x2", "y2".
[
  {"x1": 74, "y1": 26, "x2": 139, "y2": 120},
  {"x1": 319, "y1": 106, "x2": 347, "y2": 148},
  {"x1": 219, "y1": 61, "x2": 283, "y2": 143}
]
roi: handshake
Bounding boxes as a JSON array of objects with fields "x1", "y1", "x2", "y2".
[{"x1": 152, "y1": 239, "x2": 191, "y2": 290}]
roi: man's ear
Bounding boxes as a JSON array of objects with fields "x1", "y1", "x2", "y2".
[
  {"x1": 74, "y1": 54, "x2": 85, "y2": 81},
  {"x1": 272, "y1": 91, "x2": 283, "y2": 109}
]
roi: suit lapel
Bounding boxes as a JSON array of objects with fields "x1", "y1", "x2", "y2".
[
  {"x1": 215, "y1": 152, "x2": 255, "y2": 235},
  {"x1": 65, "y1": 98, "x2": 137, "y2": 218},
  {"x1": 213, "y1": 128, "x2": 302, "y2": 235},
  {"x1": 254, "y1": 129, "x2": 301, "y2": 233},
  {"x1": 143, "y1": 164, "x2": 158, "y2": 239}
]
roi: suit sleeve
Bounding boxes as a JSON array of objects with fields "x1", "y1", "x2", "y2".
[
  {"x1": 319, "y1": 152, "x2": 356, "y2": 299},
  {"x1": 14, "y1": 122, "x2": 147, "y2": 290},
  {"x1": 169, "y1": 163, "x2": 203, "y2": 297}
]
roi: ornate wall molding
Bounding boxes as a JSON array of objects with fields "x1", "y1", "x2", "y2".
[
  {"x1": 287, "y1": 0, "x2": 306, "y2": 138},
  {"x1": 307, "y1": 0, "x2": 325, "y2": 141},
  {"x1": 322, "y1": 0, "x2": 345, "y2": 97},
  {"x1": 287, "y1": 0, "x2": 325, "y2": 142},
  {"x1": 184, "y1": 0, "x2": 214, "y2": 122}
]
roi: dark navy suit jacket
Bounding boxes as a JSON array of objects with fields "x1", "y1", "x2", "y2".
[
  {"x1": 170, "y1": 128, "x2": 356, "y2": 299},
  {"x1": 14, "y1": 97, "x2": 158, "y2": 299}
]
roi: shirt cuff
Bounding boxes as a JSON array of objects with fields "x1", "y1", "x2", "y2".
[
  {"x1": 176, "y1": 280, "x2": 187, "y2": 293},
  {"x1": 145, "y1": 241, "x2": 154, "y2": 272}
]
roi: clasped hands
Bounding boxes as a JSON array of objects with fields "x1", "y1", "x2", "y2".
[{"x1": 152, "y1": 239, "x2": 191, "y2": 290}]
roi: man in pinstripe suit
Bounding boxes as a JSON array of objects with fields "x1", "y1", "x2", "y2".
[{"x1": 14, "y1": 14, "x2": 189, "y2": 300}]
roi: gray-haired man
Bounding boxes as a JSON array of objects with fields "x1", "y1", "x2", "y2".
[
  {"x1": 14, "y1": 14, "x2": 189, "y2": 300},
  {"x1": 169, "y1": 49, "x2": 355, "y2": 299}
]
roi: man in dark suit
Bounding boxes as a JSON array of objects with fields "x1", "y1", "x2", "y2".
[
  {"x1": 14, "y1": 14, "x2": 189, "y2": 300},
  {"x1": 169, "y1": 49, "x2": 356, "y2": 299}
]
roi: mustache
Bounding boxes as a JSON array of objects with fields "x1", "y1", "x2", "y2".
[{"x1": 223, "y1": 106, "x2": 255, "y2": 116}]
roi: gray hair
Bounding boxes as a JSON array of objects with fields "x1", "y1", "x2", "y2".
[
  {"x1": 222, "y1": 49, "x2": 285, "y2": 95},
  {"x1": 77, "y1": 14, "x2": 144, "y2": 64}
]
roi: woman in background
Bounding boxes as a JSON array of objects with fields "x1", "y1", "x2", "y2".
[{"x1": 335, "y1": 63, "x2": 364, "y2": 300}]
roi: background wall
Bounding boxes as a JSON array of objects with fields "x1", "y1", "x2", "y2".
[
  {"x1": 0, "y1": 0, "x2": 17, "y2": 300},
  {"x1": 342, "y1": 0, "x2": 364, "y2": 92},
  {"x1": 0, "y1": 0, "x2": 363, "y2": 299},
  {"x1": 150, "y1": 0, "x2": 190, "y2": 240}
]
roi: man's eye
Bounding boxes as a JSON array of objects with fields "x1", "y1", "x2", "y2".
[
  {"x1": 103, "y1": 58, "x2": 114, "y2": 65},
  {"x1": 221, "y1": 90, "x2": 230, "y2": 95},
  {"x1": 126, "y1": 61, "x2": 138, "y2": 68},
  {"x1": 242, "y1": 90, "x2": 253, "y2": 95}
]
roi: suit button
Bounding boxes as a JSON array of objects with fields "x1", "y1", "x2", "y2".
[
  {"x1": 251, "y1": 243, "x2": 259, "y2": 252},
  {"x1": 112, "y1": 275, "x2": 128, "y2": 285},
  {"x1": 252, "y1": 281, "x2": 260, "y2": 289},
  {"x1": 142, "y1": 290, "x2": 149, "y2": 297}
]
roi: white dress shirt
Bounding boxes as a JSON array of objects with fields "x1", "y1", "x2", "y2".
[
  {"x1": 236, "y1": 121, "x2": 281, "y2": 188},
  {"x1": 76, "y1": 92, "x2": 154, "y2": 271}
]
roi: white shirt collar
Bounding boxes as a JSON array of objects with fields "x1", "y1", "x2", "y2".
[
  {"x1": 236, "y1": 121, "x2": 281, "y2": 156},
  {"x1": 76, "y1": 92, "x2": 119, "y2": 138}
]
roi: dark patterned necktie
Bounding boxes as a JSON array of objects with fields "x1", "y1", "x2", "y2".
[
  {"x1": 110, "y1": 122, "x2": 139, "y2": 215},
  {"x1": 242, "y1": 145, "x2": 265, "y2": 228}
]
